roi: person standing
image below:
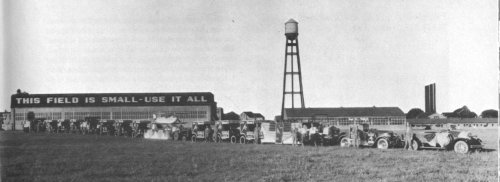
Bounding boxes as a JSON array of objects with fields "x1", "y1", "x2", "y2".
[
  {"x1": 309, "y1": 124, "x2": 318, "y2": 147},
  {"x1": 404, "y1": 122, "x2": 414, "y2": 150},
  {"x1": 253, "y1": 123, "x2": 260, "y2": 144},
  {"x1": 299, "y1": 125, "x2": 308, "y2": 147},
  {"x1": 23, "y1": 120, "x2": 31, "y2": 133},
  {"x1": 291, "y1": 126, "x2": 298, "y2": 146}
]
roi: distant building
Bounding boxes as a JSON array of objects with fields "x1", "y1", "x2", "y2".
[
  {"x1": 417, "y1": 112, "x2": 446, "y2": 119},
  {"x1": 222, "y1": 112, "x2": 240, "y2": 120},
  {"x1": 10, "y1": 92, "x2": 217, "y2": 130},
  {"x1": 240, "y1": 111, "x2": 265, "y2": 121},
  {"x1": 283, "y1": 107, "x2": 406, "y2": 128},
  {"x1": 408, "y1": 118, "x2": 497, "y2": 129}
]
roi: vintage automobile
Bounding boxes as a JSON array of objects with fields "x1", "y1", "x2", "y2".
[
  {"x1": 133, "y1": 120, "x2": 151, "y2": 138},
  {"x1": 144, "y1": 115, "x2": 184, "y2": 140},
  {"x1": 239, "y1": 120, "x2": 259, "y2": 144},
  {"x1": 118, "y1": 120, "x2": 134, "y2": 137},
  {"x1": 340, "y1": 124, "x2": 403, "y2": 149},
  {"x1": 191, "y1": 121, "x2": 213, "y2": 142},
  {"x1": 171, "y1": 124, "x2": 191, "y2": 141},
  {"x1": 410, "y1": 129, "x2": 483, "y2": 154},
  {"x1": 215, "y1": 120, "x2": 240, "y2": 143},
  {"x1": 99, "y1": 120, "x2": 116, "y2": 136},
  {"x1": 319, "y1": 123, "x2": 346, "y2": 146}
]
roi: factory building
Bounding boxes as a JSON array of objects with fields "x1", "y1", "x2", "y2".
[
  {"x1": 10, "y1": 92, "x2": 217, "y2": 130},
  {"x1": 283, "y1": 107, "x2": 406, "y2": 129}
]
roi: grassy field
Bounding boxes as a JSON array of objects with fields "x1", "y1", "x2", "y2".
[{"x1": 0, "y1": 131, "x2": 497, "y2": 182}]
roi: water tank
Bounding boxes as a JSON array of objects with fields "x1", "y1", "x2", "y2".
[{"x1": 285, "y1": 19, "x2": 298, "y2": 40}]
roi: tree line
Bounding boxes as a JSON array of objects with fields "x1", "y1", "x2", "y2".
[{"x1": 406, "y1": 106, "x2": 498, "y2": 119}]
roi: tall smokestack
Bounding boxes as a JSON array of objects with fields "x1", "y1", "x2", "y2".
[{"x1": 425, "y1": 83, "x2": 436, "y2": 113}]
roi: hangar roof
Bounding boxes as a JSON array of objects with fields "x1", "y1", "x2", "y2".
[
  {"x1": 408, "y1": 118, "x2": 497, "y2": 124},
  {"x1": 284, "y1": 107, "x2": 405, "y2": 118}
]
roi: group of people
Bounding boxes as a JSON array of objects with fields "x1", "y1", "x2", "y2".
[
  {"x1": 22, "y1": 119, "x2": 70, "y2": 133},
  {"x1": 291, "y1": 124, "x2": 321, "y2": 147}
]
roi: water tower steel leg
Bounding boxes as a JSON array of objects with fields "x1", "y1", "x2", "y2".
[
  {"x1": 290, "y1": 39, "x2": 295, "y2": 109},
  {"x1": 281, "y1": 39, "x2": 289, "y2": 120},
  {"x1": 295, "y1": 39, "x2": 305, "y2": 108}
]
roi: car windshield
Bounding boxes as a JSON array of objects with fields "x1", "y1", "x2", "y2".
[{"x1": 246, "y1": 124, "x2": 256, "y2": 131}]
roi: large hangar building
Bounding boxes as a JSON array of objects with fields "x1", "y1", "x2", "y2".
[
  {"x1": 10, "y1": 92, "x2": 217, "y2": 130},
  {"x1": 283, "y1": 107, "x2": 406, "y2": 130}
]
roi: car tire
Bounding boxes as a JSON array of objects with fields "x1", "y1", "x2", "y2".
[
  {"x1": 230, "y1": 136, "x2": 237, "y2": 144},
  {"x1": 377, "y1": 138, "x2": 389, "y2": 149},
  {"x1": 410, "y1": 140, "x2": 420, "y2": 151},
  {"x1": 191, "y1": 135, "x2": 196, "y2": 142},
  {"x1": 340, "y1": 138, "x2": 350, "y2": 147},
  {"x1": 240, "y1": 136, "x2": 246, "y2": 144},
  {"x1": 454, "y1": 140, "x2": 469, "y2": 154},
  {"x1": 173, "y1": 132, "x2": 179, "y2": 141}
]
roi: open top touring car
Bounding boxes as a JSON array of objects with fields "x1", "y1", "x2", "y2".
[{"x1": 410, "y1": 129, "x2": 483, "y2": 154}]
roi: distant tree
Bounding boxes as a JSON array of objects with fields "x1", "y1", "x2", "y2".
[
  {"x1": 27, "y1": 111, "x2": 35, "y2": 121},
  {"x1": 16, "y1": 89, "x2": 28, "y2": 96},
  {"x1": 406, "y1": 108, "x2": 424, "y2": 119},
  {"x1": 481, "y1": 109, "x2": 498, "y2": 118},
  {"x1": 449, "y1": 106, "x2": 477, "y2": 118},
  {"x1": 222, "y1": 112, "x2": 240, "y2": 120}
]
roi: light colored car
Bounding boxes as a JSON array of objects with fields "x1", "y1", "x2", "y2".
[{"x1": 410, "y1": 130, "x2": 483, "y2": 154}]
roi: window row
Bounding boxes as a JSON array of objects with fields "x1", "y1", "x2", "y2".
[
  {"x1": 13, "y1": 110, "x2": 208, "y2": 121},
  {"x1": 294, "y1": 117, "x2": 406, "y2": 126}
]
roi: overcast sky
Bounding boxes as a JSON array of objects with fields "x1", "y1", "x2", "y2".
[{"x1": 2, "y1": 0, "x2": 498, "y2": 118}]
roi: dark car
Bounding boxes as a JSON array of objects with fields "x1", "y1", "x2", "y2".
[{"x1": 340, "y1": 124, "x2": 403, "y2": 149}]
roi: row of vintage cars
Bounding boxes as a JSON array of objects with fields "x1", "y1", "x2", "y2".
[
  {"x1": 143, "y1": 114, "x2": 484, "y2": 154},
  {"x1": 24, "y1": 114, "x2": 484, "y2": 154}
]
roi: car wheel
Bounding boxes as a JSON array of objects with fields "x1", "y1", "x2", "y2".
[
  {"x1": 454, "y1": 141, "x2": 469, "y2": 154},
  {"x1": 240, "y1": 136, "x2": 246, "y2": 144},
  {"x1": 410, "y1": 140, "x2": 420, "y2": 151},
  {"x1": 340, "y1": 138, "x2": 350, "y2": 147},
  {"x1": 377, "y1": 138, "x2": 389, "y2": 149},
  {"x1": 230, "y1": 136, "x2": 237, "y2": 144},
  {"x1": 191, "y1": 135, "x2": 196, "y2": 142},
  {"x1": 173, "y1": 132, "x2": 179, "y2": 141}
]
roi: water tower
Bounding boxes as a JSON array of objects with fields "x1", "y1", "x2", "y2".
[{"x1": 281, "y1": 19, "x2": 305, "y2": 120}]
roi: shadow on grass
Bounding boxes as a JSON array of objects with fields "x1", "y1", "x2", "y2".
[{"x1": 480, "y1": 148, "x2": 496, "y2": 153}]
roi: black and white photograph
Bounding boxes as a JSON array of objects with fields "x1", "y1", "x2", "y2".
[{"x1": 0, "y1": 0, "x2": 498, "y2": 181}]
